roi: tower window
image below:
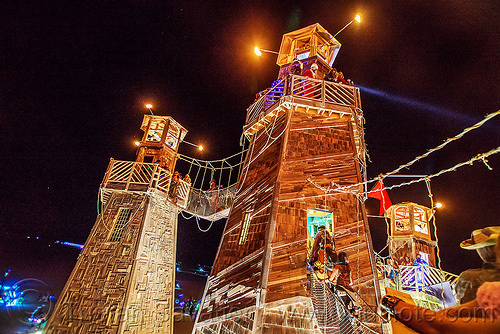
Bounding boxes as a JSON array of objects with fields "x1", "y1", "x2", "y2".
[
  {"x1": 109, "y1": 208, "x2": 132, "y2": 242},
  {"x1": 238, "y1": 213, "x2": 252, "y2": 245},
  {"x1": 146, "y1": 119, "x2": 165, "y2": 142}
]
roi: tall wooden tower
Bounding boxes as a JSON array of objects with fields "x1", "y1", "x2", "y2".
[
  {"x1": 45, "y1": 115, "x2": 187, "y2": 333},
  {"x1": 193, "y1": 24, "x2": 380, "y2": 333}
]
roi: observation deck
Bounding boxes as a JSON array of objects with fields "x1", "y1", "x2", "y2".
[
  {"x1": 244, "y1": 74, "x2": 364, "y2": 155},
  {"x1": 100, "y1": 159, "x2": 235, "y2": 221}
]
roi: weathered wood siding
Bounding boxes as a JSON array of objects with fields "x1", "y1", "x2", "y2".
[
  {"x1": 197, "y1": 102, "x2": 379, "y2": 331},
  {"x1": 45, "y1": 191, "x2": 179, "y2": 333},
  {"x1": 45, "y1": 192, "x2": 148, "y2": 333},
  {"x1": 266, "y1": 107, "x2": 376, "y2": 304},
  {"x1": 199, "y1": 112, "x2": 288, "y2": 321}
]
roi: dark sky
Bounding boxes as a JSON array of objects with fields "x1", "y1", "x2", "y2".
[{"x1": 1, "y1": 1, "x2": 499, "y2": 290}]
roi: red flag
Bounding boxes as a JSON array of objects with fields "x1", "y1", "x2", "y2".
[{"x1": 367, "y1": 180, "x2": 392, "y2": 215}]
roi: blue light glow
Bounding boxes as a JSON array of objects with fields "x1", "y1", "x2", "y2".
[
  {"x1": 358, "y1": 85, "x2": 478, "y2": 124},
  {"x1": 61, "y1": 241, "x2": 84, "y2": 249}
]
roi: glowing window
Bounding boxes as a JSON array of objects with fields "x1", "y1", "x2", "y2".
[
  {"x1": 307, "y1": 209, "x2": 333, "y2": 250},
  {"x1": 146, "y1": 120, "x2": 165, "y2": 142},
  {"x1": 110, "y1": 208, "x2": 132, "y2": 242},
  {"x1": 394, "y1": 206, "x2": 411, "y2": 232},
  {"x1": 414, "y1": 206, "x2": 428, "y2": 235},
  {"x1": 165, "y1": 123, "x2": 180, "y2": 149},
  {"x1": 238, "y1": 213, "x2": 252, "y2": 245}
]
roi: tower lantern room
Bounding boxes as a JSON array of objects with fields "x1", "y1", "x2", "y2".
[
  {"x1": 277, "y1": 23, "x2": 341, "y2": 77},
  {"x1": 136, "y1": 115, "x2": 187, "y2": 171},
  {"x1": 385, "y1": 202, "x2": 437, "y2": 266}
]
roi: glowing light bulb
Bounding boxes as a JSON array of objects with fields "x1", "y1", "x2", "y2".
[
  {"x1": 145, "y1": 103, "x2": 153, "y2": 109},
  {"x1": 134, "y1": 141, "x2": 140, "y2": 146},
  {"x1": 254, "y1": 46, "x2": 262, "y2": 56},
  {"x1": 435, "y1": 202, "x2": 443, "y2": 209},
  {"x1": 198, "y1": 145, "x2": 203, "y2": 151},
  {"x1": 355, "y1": 14, "x2": 361, "y2": 22}
]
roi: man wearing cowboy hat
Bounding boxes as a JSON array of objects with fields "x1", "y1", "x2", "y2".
[{"x1": 455, "y1": 226, "x2": 500, "y2": 304}]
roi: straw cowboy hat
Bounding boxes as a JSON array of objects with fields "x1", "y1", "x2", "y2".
[{"x1": 460, "y1": 226, "x2": 500, "y2": 250}]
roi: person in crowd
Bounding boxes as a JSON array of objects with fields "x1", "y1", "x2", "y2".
[
  {"x1": 310, "y1": 225, "x2": 335, "y2": 267},
  {"x1": 403, "y1": 255, "x2": 412, "y2": 266},
  {"x1": 386, "y1": 257, "x2": 399, "y2": 285},
  {"x1": 168, "y1": 171, "x2": 181, "y2": 201},
  {"x1": 183, "y1": 174, "x2": 191, "y2": 184},
  {"x1": 456, "y1": 226, "x2": 500, "y2": 304},
  {"x1": 381, "y1": 236, "x2": 500, "y2": 333},
  {"x1": 302, "y1": 62, "x2": 319, "y2": 79},
  {"x1": 207, "y1": 179, "x2": 220, "y2": 211},
  {"x1": 324, "y1": 68, "x2": 338, "y2": 82},
  {"x1": 329, "y1": 252, "x2": 361, "y2": 314},
  {"x1": 412, "y1": 254, "x2": 429, "y2": 290},
  {"x1": 337, "y1": 71, "x2": 347, "y2": 84},
  {"x1": 208, "y1": 179, "x2": 218, "y2": 191},
  {"x1": 413, "y1": 254, "x2": 428, "y2": 266},
  {"x1": 302, "y1": 63, "x2": 319, "y2": 97}
]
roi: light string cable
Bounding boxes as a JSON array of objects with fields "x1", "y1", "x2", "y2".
[
  {"x1": 234, "y1": 110, "x2": 291, "y2": 196},
  {"x1": 373, "y1": 145, "x2": 500, "y2": 194},
  {"x1": 425, "y1": 177, "x2": 447, "y2": 306},
  {"x1": 376, "y1": 110, "x2": 500, "y2": 183},
  {"x1": 177, "y1": 148, "x2": 248, "y2": 190},
  {"x1": 308, "y1": 109, "x2": 500, "y2": 195},
  {"x1": 315, "y1": 146, "x2": 500, "y2": 200}
]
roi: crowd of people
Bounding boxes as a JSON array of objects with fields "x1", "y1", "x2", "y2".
[
  {"x1": 310, "y1": 223, "x2": 500, "y2": 332},
  {"x1": 286, "y1": 59, "x2": 355, "y2": 86},
  {"x1": 255, "y1": 60, "x2": 355, "y2": 102},
  {"x1": 382, "y1": 226, "x2": 500, "y2": 333},
  {"x1": 377, "y1": 253, "x2": 430, "y2": 286}
]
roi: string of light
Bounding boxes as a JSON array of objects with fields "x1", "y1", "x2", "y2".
[
  {"x1": 310, "y1": 110, "x2": 499, "y2": 195},
  {"x1": 307, "y1": 145, "x2": 500, "y2": 199}
]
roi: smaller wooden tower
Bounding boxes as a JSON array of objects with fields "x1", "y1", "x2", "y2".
[
  {"x1": 385, "y1": 202, "x2": 437, "y2": 266},
  {"x1": 45, "y1": 115, "x2": 186, "y2": 334}
]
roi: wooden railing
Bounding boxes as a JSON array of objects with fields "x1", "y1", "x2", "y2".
[
  {"x1": 246, "y1": 75, "x2": 361, "y2": 124},
  {"x1": 376, "y1": 264, "x2": 459, "y2": 294},
  {"x1": 100, "y1": 159, "x2": 235, "y2": 220}
]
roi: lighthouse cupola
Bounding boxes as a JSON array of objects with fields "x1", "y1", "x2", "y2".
[
  {"x1": 136, "y1": 114, "x2": 187, "y2": 171},
  {"x1": 277, "y1": 23, "x2": 341, "y2": 78},
  {"x1": 386, "y1": 202, "x2": 438, "y2": 266}
]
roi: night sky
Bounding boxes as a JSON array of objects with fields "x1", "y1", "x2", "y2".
[{"x1": 1, "y1": 1, "x2": 499, "y2": 296}]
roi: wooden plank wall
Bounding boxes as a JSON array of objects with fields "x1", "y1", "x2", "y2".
[
  {"x1": 198, "y1": 113, "x2": 288, "y2": 321},
  {"x1": 198, "y1": 103, "x2": 379, "y2": 325},
  {"x1": 45, "y1": 192, "x2": 148, "y2": 333},
  {"x1": 267, "y1": 106, "x2": 377, "y2": 306}
]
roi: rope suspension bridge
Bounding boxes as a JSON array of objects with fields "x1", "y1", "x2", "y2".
[{"x1": 99, "y1": 145, "x2": 248, "y2": 222}]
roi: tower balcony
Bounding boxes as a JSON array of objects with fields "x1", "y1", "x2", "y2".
[
  {"x1": 245, "y1": 74, "x2": 362, "y2": 136},
  {"x1": 100, "y1": 159, "x2": 234, "y2": 221},
  {"x1": 244, "y1": 75, "x2": 365, "y2": 161}
]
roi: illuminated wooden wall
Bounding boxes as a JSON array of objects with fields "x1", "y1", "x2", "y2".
[{"x1": 194, "y1": 101, "x2": 380, "y2": 333}]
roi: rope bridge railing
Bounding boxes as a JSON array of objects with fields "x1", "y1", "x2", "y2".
[
  {"x1": 176, "y1": 148, "x2": 247, "y2": 192},
  {"x1": 100, "y1": 159, "x2": 238, "y2": 220},
  {"x1": 246, "y1": 75, "x2": 361, "y2": 124}
]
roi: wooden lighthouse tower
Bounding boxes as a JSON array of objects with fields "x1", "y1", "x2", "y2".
[
  {"x1": 45, "y1": 115, "x2": 187, "y2": 333},
  {"x1": 193, "y1": 23, "x2": 381, "y2": 333}
]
